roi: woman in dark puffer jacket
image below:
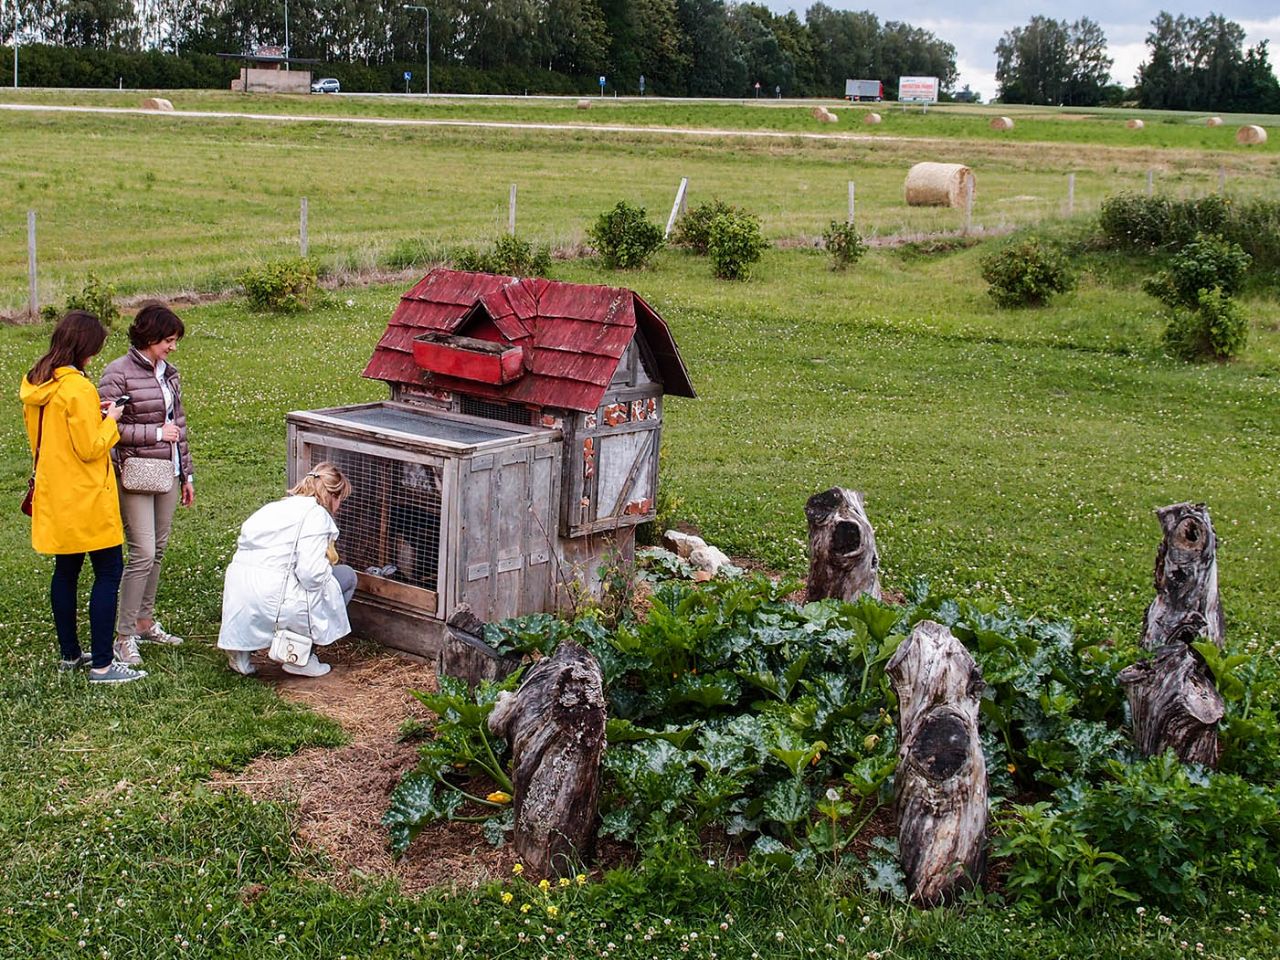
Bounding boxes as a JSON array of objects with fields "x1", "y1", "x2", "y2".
[{"x1": 98, "y1": 302, "x2": 195, "y2": 666}]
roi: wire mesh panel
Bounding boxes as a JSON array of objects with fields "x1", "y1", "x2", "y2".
[
  {"x1": 302, "y1": 441, "x2": 443, "y2": 592},
  {"x1": 459, "y1": 396, "x2": 536, "y2": 426}
]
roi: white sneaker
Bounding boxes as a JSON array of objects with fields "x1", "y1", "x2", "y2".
[
  {"x1": 226, "y1": 650, "x2": 257, "y2": 676},
  {"x1": 282, "y1": 654, "x2": 331, "y2": 677},
  {"x1": 113, "y1": 635, "x2": 143, "y2": 666}
]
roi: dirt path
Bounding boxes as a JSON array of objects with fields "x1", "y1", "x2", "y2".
[{"x1": 211, "y1": 644, "x2": 516, "y2": 893}]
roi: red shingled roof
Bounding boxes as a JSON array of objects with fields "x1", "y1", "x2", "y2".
[{"x1": 363, "y1": 269, "x2": 695, "y2": 413}]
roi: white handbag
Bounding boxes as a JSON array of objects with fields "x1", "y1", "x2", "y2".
[
  {"x1": 120, "y1": 456, "x2": 175, "y2": 494},
  {"x1": 269, "y1": 627, "x2": 313, "y2": 665},
  {"x1": 267, "y1": 519, "x2": 316, "y2": 665}
]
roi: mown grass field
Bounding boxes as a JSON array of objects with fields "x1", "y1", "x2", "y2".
[
  {"x1": 2, "y1": 91, "x2": 1279, "y2": 312},
  {"x1": 2, "y1": 93, "x2": 1280, "y2": 958}
]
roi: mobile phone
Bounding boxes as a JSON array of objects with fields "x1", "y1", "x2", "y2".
[{"x1": 114, "y1": 394, "x2": 132, "y2": 406}]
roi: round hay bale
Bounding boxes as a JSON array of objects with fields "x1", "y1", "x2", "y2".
[
  {"x1": 1205, "y1": 116, "x2": 1223, "y2": 127},
  {"x1": 1236, "y1": 124, "x2": 1268, "y2": 145},
  {"x1": 1126, "y1": 118, "x2": 1145, "y2": 130},
  {"x1": 811, "y1": 106, "x2": 838, "y2": 124},
  {"x1": 989, "y1": 116, "x2": 1014, "y2": 131},
  {"x1": 904, "y1": 162, "x2": 975, "y2": 208},
  {"x1": 864, "y1": 112, "x2": 882, "y2": 125},
  {"x1": 576, "y1": 99, "x2": 592, "y2": 110},
  {"x1": 141, "y1": 97, "x2": 174, "y2": 111}
]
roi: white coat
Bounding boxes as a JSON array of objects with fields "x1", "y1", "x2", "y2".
[{"x1": 217, "y1": 496, "x2": 351, "y2": 651}]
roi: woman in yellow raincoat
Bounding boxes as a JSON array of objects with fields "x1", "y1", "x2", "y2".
[{"x1": 20, "y1": 311, "x2": 143, "y2": 685}]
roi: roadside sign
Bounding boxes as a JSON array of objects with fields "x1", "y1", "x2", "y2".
[
  {"x1": 599, "y1": 75, "x2": 606, "y2": 95},
  {"x1": 403, "y1": 71, "x2": 412, "y2": 80},
  {"x1": 898, "y1": 76, "x2": 939, "y2": 103}
]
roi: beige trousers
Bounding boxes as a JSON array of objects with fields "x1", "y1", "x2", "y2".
[{"x1": 117, "y1": 483, "x2": 180, "y2": 635}]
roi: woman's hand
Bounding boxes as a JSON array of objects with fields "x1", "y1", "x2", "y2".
[
  {"x1": 181, "y1": 481, "x2": 195, "y2": 507},
  {"x1": 101, "y1": 400, "x2": 124, "y2": 422},
  {"x1": 160, "y1": 422, "x2": 180, "y2": 442}
]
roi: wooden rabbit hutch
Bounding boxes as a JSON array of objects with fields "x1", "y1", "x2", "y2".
[{"x1": 286, "y1": 269, "x2": 695, "y2": 657}]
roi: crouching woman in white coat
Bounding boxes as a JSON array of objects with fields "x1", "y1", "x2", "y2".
[{"x1": 218, "y1": 462, "x2": 357, "y2": 677}]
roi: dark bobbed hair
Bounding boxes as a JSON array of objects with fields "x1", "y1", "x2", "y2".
[
  {"x1": 128, "y1": 301, "x2": 185, "y2": 350},
  {"x1": 27, "y1": 311, "x2": 109, "y2": 385}
]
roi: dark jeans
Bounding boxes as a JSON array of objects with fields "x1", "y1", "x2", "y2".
[{"x1": 51, "y1": 546, "x2": 124, "y2": 669}]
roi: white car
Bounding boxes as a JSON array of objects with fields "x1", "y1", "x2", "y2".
[{"x1": 311, "y1": 78, "x2": 340, "y2": 94}]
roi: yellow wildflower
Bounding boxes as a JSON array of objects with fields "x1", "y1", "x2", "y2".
[
  {"x1": 538, "y1": 878, "x2": 551, "y2": 892},
  {"x1": 546, "y1": 905, "x2": 559, "y2": 919},
  {"x1": 575, "y1": 874, "x2": 587, "y2": 886},
  {"x1": 487, "y1": 791, "x2": 512, "y2": 804},
  {"x1": 520, "y1": 903, "x2": 531, "y2": 914},
  {"x1": 558, "y1": 877, "x2": 570, "y2": 888},
  {"x1": 500, "y1": 892, "x2": 513, "y2": 905},
  {"x1": 512, "y1": 863, "x2": 524, "y2": 876}
]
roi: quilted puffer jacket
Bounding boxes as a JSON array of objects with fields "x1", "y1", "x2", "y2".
[{"x1": 98, "y1": 347, "x2": 193, "y2": 480}]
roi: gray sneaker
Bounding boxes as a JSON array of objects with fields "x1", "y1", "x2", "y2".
[
  {"x1": 113, "y1": 635, "x2": 143, "y2": 666},
  {"x1": 139, "y1": 620, "x2": 184, "y2": 645},
  {"x1": 88, "y1": 662, "x2": 148, "y2": 684},
  {"x1": 57, "y1": 653, "x2": 93, "y2": 672}
]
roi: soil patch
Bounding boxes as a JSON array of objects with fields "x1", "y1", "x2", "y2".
[{"x1": 211, "y1": 643, "x2": 518, "y2": 893}]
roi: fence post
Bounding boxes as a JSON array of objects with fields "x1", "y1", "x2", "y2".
[
  {"x1": 664, "y1": 177, "x2": 689, "y2": 238},
  {"x1": 964, "y1": 178, "x2": 974, "y2": 235},
  {"x1": 299, "y1": 197, "x2": 309, "y2": 258},
  {"x1": 847, "y1": 181, "x2": 856, "y2": 224},
  {"x1": 1067, "y1": 173, "x2": 1075, "y2": 217},
  {"x1": 27, "y1": 210, "x2": 38, "y2": 320},
  {"x1": 508, "y1": 184, "x2": 517, "y2": 236},
  {"x1": 1146, "y1": 169, "x2": 1154, "y2": 196}
]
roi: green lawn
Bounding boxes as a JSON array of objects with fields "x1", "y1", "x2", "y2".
[{"x1": 2, "y1": 99, "x2": 1279, "y2": 958}]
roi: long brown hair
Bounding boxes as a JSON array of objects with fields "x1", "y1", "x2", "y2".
[{"x1": 27, "y1": 311, "x2": 109, "y2": 385}]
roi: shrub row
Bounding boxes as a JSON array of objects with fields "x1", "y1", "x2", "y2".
[{"x1": 1098, "y1": 192, "x2": 1280, "y2": 271}]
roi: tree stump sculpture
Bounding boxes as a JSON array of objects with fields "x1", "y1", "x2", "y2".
[
  {"x1": 804, "y1": 488, "x2": 882, "y2": 602},
  {"x1": 437, "y1": 606, "x2": 522, "y2": 690},
  {"x1": 887, "y1": 620, "x2": 987, "y2": 907},
  {"x1": 487, "y1": 641, "x2": 606, "y2": 878},
  {"x1": 1119, "y1": 503, "x2": 1225, "y2": 767},
  {"x1": 1140, "y1": 502, "x2": 1224, "y2": 650}
]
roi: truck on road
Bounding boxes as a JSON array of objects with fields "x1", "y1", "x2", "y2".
[{"x1": 844, "y1": 79, "x2": 883, "y2": 101}]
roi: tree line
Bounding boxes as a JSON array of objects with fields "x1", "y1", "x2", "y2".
[
  {"x1": 997, "y1": 11, "x2": 1280, "y2": 112},
  {"x1": 0, "y1": 1, "x2": 957, "y2": 98}
]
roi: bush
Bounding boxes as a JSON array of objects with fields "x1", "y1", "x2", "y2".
[
  {"x1": 588, "y1": 202, "x2": 665, "y2": 269},
  {"x1": 239, "y1": 258, "x2": 321, "y2": 312},
  {"x1": 707, "y1": 211, "x2": 768, "y2": 281},
  {"x1": 671, "y1": 199, "x2": 738, "y2": 255},
  {"x1": 821, "y1": 221, "x2": 868, "y2": 271},
  {"x1": 1142, "y1": 233, "x2": 1252, "y2": 309},
  {"x1": 980, "y1": 238, "x2": 1076, "y2": 307},
  {"x1": 1162, "y1": 286, "x2": 1249, "y2": 361},
  {"x1": 449, "y1": 237, "x2": 553, "y2": 277},
  {"x1": 40, "y1": 273, "x2": 121, "y2": 328},
  {"x1": 1097, "y1": 193, "x2": 1230, "y2": 250}
]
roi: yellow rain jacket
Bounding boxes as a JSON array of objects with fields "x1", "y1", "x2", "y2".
[{"x1": 20, "y1": 366, "x2": 123, "y2": 555}]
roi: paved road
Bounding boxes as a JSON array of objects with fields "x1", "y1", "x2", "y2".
[{"x1": 0, "y1": 101, "x2": 936, "y2": 145}]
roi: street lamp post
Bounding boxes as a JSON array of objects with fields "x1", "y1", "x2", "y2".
[
  {"x1": 284, "y1": 0, "x2": 290, "y2": 70},
  {"x1": 404, "y1": 5, "x2": 430, "y2": 95}
]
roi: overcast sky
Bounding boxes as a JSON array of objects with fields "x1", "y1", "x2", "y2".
[{"x1": 766, "y1": 3, "x2": 1280, "y2": 101}]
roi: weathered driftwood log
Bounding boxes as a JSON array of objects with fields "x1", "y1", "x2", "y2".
[
  {"x1": 1118, "y1": 634, "x2": 1224, "y2": 767},
  {"x1": 805, "y1": 488, "x2": 882, "y2": 603},
  {"x1": 437, "y1": 606, "x2": 522, "y2": 690},
  {"x1": 1120, "y1": 502, "x2": 1226, "y2": 766},
  {"x1": 1141, "y1": 502, "x2": 1224, "y2": 650},
  {"x1": 886, "y1": 620, "x2": 987, "y2": 907},
  {"x1": 487, "y1": 641, "x2": 606, "y2": 878}
]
